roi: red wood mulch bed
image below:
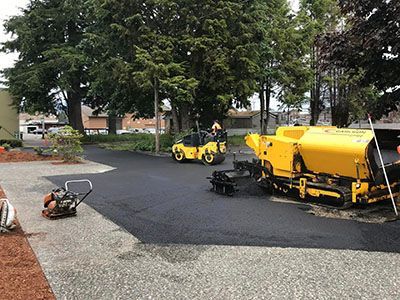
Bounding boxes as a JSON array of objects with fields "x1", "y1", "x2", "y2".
[
  {"x1": 0, "y1": 151, "x2": 61, "y2": 163},
  {"x1": 0, "y1": 187, "x2": 55, "y2": 300}
]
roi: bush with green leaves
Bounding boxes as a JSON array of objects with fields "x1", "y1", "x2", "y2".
[
  {"x1": 1, "y1": 143, "x2": 11, "y2": 151},
  {"x1": 0, "y1": 140, "x2": 22, "y2": 148},
  {"x1": 84, "y1": 133, "x2": 175, "y2": 153},
  {"x1": 33, "y1": 146, "x2": 45, "y2": 156},
  {"x1": 48, "y1": 126, "x2": 83, "y2": 162}
]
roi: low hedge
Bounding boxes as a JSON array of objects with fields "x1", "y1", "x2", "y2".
[
  {"x1": 82, "y1": 133, "x2": 151, "y2": 144},
  {"x1": 83, "y1": 133, "x2": 175, "y2": 152},
  {"x1": 226, "y1": 135, "x2": 246, "y2": 146},
  {"x1": 0, "y1": 139, "x2": 23, "y2": 148},
  {"x1": 83, "y1": 132, "x2": 248, "y2": 151}
]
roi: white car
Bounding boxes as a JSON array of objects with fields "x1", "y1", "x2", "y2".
[
  {"x1": 116, "y1": 129, "x2": 132, "y2": 135},
  {"x1": 136, "y1": 128, "x2": 151, "y2": 134},
  {"x1": 47, "y1": 127, "x2": 62, "y2": 134},
  {"x1": 119, "y1": 128, "x2": 151, "y2": 134},
  {"x1": 31, "y1": 128, "x2": 47, "y2": 134}
]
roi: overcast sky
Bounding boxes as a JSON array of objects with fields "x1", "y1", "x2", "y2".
[{"x1": 0, "y1": 0, "x2": 29, "y2": 73}]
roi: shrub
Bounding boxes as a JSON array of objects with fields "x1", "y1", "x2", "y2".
[
  {"x1": 33, "y1": 146, "x2": 44, "y2": 155},
  {"x1": 48, "y1": 126, "x2": 83, "y2": 162},
  {"x1": 85, "y1": 133, "x2": 175, "y2": 153},
  {"x1": 1, "y1": 143, "x2": 11, "y2": 151},
  {"x1": 0, "y1": 139, "x2": 23, "y2": 148},
  {"x1": 160, "y1": 134, "x2": 174, "y2": 151}
]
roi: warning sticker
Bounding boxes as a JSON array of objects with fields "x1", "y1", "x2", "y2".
[{"x1": 352, "y1": 139, "x2": 370, "y2": 143}]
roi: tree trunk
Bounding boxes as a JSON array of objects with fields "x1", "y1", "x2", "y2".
[
  {"x1": 328, "y1": 69, "x2": 334, "y2": 126},
  {"x1": 330, "y1": 68, "x2": 350, "y2": 127},
  {"x1": 171, "y1": 102, "x2": 180, "y2": 134},
  {"x1": 264, "y1": 83, "x2": 271, "y2": 134},
  {"x1": 310, "y1": 44, "x2": 321, "y2": 126},
  {"x1": 66, "y1": 91, "x2": 84, "y2": 134},
  {"x1": 154, "y1": 76, "x2": 160, "y2": 154},
  {"x1": 336, "y1": 81, "x2": 350, "y2": 127},
  {"x1": 108, "y1": 112, "x2": 117, "y2": 135},
  {"x1": 65, "y1": 23, "x2": 84, "y2": 134},
  {"x1": 259, "y1": 83, "x2": 265, "y2": 134},
  {"x1": 331, "y1": 68, "x2": 339, "y2": 126},
  {"x1": 180, "y1": 103, "x2": 191, "y2": 131}
]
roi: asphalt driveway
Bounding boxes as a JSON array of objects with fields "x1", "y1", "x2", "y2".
[{"x1": 48, "y1": 146, "x2": 400, "y2": 253}]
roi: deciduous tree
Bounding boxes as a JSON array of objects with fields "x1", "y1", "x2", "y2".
[
  {"x1": 329, "y1": 0, "x2": 400, "y2": 120},
  {"x1": 298, "y1": 0, "x2": 340, "y2": 125}
]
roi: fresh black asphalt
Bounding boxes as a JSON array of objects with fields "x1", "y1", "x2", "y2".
[{"x1": 48, "y1": 146, "x2": 400, "y2": 253}]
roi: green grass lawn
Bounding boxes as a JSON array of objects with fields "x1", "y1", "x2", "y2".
[
  {"x1": 83, "y1": 133, "x2": 248, "y2": 152},
  {"x1": 83, "y1": 133, "x2": 174, "y2": 153},
  {"x1": 227, "y1": 135, "x2": 246, "y2": 147}
]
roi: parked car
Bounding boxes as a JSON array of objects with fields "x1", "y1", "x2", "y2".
[
  {"x1": 116, "y1": 130, "x2": 132, "y2": 135},
  {"x1": 132, "y1": 128, "x2": 152, "y2": 134},
  {"x1": 31, "y1": 128, "x2": 47, "y2": 135},
  {"x1": 47, "y1": 127, "x2": 63, "y2": 134},
  {"x1": 143, "y1": 128, "x2": 164, "y2": 134},
  {"x1": 120, "y1": 128, "x2": 151, "y2": 134}
]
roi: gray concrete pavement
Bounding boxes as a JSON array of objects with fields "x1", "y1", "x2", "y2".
[
  {"x1": 1, "y1": 156, "x2": 399, "y2": 299},
  {"x1": 22, "y1": 133, "x2": 50, "y2": 148}
]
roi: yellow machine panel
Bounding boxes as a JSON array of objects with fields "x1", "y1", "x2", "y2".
[
  {"x1": 246, "y1": 127, "x2": 375, "y2": 180},
  {"x1": 298, "y1": 127, "x2": 373, "y2": 179},
  {"x1": 261, "y1": 135, "x2": 298, "y2": 177}
]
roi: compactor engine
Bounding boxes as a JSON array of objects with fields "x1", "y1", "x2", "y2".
[{"x1": 210, "y1": 126, "x2": 400, "y2": 207}]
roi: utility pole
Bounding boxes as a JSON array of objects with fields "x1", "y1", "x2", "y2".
[
  {"x1": 260, "y1": 85, "x2": 265, "y2": 134},
  {"x1": 154, "y1": 76, "x2": 160, "y2": 154},
  {"x1": 41, "y1": 117, "x2": 45, "y2": 140},
  {"x1": 287, "y1": 108, "x2": 290, "y2": 125}
]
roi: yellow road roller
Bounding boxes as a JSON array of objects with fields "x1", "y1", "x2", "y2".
[
  {"x1": 210, "y1": 126, "x2": 400, "y2": 207},
  {"x1": 172, "y1": 130, "x2": 227, "y2": 165}
]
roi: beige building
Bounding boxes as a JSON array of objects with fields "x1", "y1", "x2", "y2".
[
  {"x1": 19, "y1": 112, "x2": 65, "y2": 134},
  {"x1": 81, "y1": 106, "x2": 111, "y2": 133},
  {"x1": 82, "y1": 106, "x2": 166, "y2": 134},
  {"x1": 122, "y1": 113, "x2": 166, "y2": 132},
  {"x1": 0, "y1": 90, "x2": 19, "y2": 140},
  {"x1": 223, "y1": 109, "x2": 278, "y2": 135}
]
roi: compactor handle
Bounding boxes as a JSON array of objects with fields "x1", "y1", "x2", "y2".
[
  {"x1": 65, "y1": 179, "x2": 93, "y2": 208},
  {"x1": 65, "y1": 179, "x2": 93, "y2": 194}
]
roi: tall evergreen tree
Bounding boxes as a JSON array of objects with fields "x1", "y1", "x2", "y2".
[
  {"x1": 181, "y1": 0, "x2": 260, "y2": 127},
  {"x1": 91, "y1": 0, "x2": 260, "y2": 133},
  {"x1": 2, "y1": 0, "x2": 92, "y2": 133},
  {"x1": 86, "y1": 0, "x2": 155, "y2": 134}
]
